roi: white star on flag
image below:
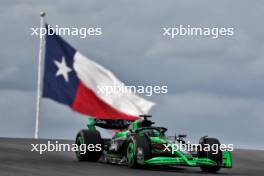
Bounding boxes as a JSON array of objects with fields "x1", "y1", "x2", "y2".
[{"x1": 54, "y1": 57, "x2": 72, "y2": 82}]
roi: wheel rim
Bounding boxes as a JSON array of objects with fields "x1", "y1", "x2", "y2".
[
  {"x1": 127, "y1": 142, "x2": 135, "y2": 164},
  {"x1": 76, "y1": 135, "x2": 84, "y2": 157}
]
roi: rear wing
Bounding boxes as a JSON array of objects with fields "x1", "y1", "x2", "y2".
[{"x1": 87, "y1": 118, "x2": 134, "y2": 130}]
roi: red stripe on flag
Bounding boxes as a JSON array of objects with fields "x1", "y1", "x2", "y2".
[{"x1": 72, "y1": 82, "x2": 139, "y2": 120}]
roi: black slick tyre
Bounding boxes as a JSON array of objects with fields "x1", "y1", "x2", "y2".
[
  {"x1": 198, "y1": 137, "x2": 222, "y2": 173},
  {"x1": 75, "y1": 129, "x2": 102, "y2": 161},
  {"x1": 126, "y1": 135, "x2": 151, "y2": 168}
]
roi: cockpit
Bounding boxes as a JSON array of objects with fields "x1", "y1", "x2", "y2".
[{"x1": 141, "y1": 128, "x2": 162, "y2": 137}]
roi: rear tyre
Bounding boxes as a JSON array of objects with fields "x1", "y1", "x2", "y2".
[
  {"x1": 126, "y1": 135, "x2": 151, "y2": 168},
  {"x1": 75, "y1": 129, "x2": 102, "y2": 161},
  {"x1": 198, "y1": 137, "x2": 222, "y2": 173}
]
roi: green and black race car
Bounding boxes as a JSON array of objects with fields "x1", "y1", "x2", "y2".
[{"x1": 75, "y1": 115, "x2": 232, "y2": 173}]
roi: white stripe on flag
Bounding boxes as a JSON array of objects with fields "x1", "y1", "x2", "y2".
[{"x1": 73, "y1": 52, "x2": 155, "y2": 116}]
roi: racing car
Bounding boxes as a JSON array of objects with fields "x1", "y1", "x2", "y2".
[{"x1": 74, "y1": 115, "x2": 232, "y2": 173}]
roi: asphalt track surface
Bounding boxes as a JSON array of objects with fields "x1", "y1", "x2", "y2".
[{"x1": 0, "y1": 138, "x2": 263, "y2": 176}]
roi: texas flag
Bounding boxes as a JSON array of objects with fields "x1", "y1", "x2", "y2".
[{"x1": 42, "y1": 27, "x2": 155, "y2": 120}]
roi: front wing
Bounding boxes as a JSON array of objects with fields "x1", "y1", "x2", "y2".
[{"x1": 143, "y1": 150, "x2": 232, "y2": 168}]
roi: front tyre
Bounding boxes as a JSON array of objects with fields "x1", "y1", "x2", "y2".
[
  {"x1": 126, "y1": 135, "x2": 151, "y2": 168},
  {"x1": 75, "y1": 129, "x2": 102, "y2": 161},
  {"x1": 198, "y1": 137, "x2": 222, "y2": 173}
]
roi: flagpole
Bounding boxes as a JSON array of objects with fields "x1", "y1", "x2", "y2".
[{"x1": 35, "y1": 11, "x2": 46, "y2": 139}]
